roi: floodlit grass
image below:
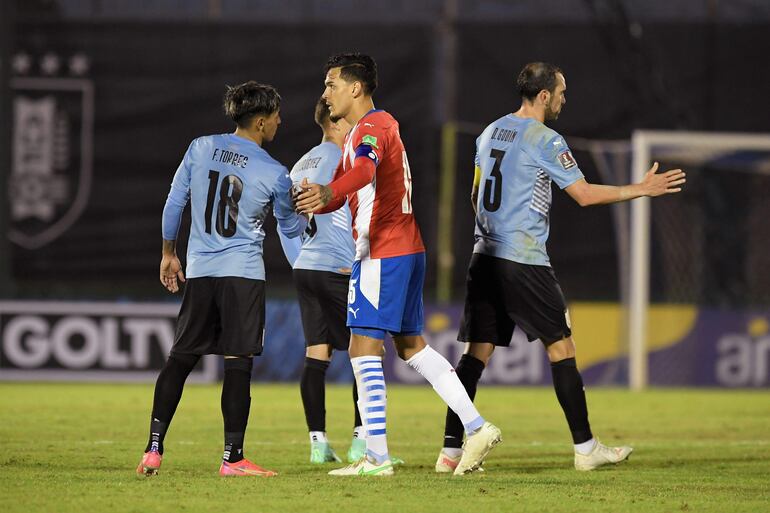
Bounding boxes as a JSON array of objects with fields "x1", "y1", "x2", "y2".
[{"x1": 1, "y1": 383, "x2": 768, "y2": 512}]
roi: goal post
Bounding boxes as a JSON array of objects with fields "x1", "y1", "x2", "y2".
[{"x1": 628, "y1": 130, "x2": 770, "y2": 390}]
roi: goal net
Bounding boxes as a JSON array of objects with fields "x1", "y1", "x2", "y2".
[{"x1": 629, "y1": 131, "x2": 770, "y2": 389}]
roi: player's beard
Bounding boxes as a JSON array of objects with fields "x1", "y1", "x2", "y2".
[{"x1": 545, "y1": 103, "x2": 561, "y2": 121}]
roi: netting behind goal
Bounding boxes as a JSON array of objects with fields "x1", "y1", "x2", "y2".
[
  {"x1": 647, "y1": 147, "x2": 770, "y2": 306},
  {"x1": 629, "y1": 131, "x2": 770, "y2": 388}
]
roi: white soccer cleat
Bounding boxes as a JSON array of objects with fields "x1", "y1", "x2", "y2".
[
  {"x1": 435, "y1": 451, "x2": 461, "y2": 473},
  {"x1": 574, "y1": 440, "x2": 633, "y2": 471},
  {"x1": 328, "y1": 455, "x2": 394, "y2": 477},
  {"x1": 454, "y1": 422, "x2": 502, "y2": 475}
]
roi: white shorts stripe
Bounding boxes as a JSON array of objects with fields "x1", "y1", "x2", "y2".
[{"x1": 360, "y1": 258, "x2": 381, "y2": 310}]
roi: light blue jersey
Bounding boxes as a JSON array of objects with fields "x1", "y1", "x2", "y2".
[
  {"x1": 162, "y1": 133, "x2": 306, "y2": 280},
  {"x1": 473, "y1": 115, "x2": 584, "y2": 266},
  {"x1": 288, "y1": 141, "x2": 355, "y2": 273}
]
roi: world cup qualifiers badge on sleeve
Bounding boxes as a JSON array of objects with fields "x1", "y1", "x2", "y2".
[{"x1": 558, "y1": 150, "x2": 577, "y2": 170}]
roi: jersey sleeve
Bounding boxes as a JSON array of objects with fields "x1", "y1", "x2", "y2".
[
  {"x1": 535, "y1": 133, "x2": 584, "y2": 189},
  {"x1": 277, "y1": 225, "x2": 303, "y2": 267},
  {"x1": 273, "y1": 167, "x2": 308, "y2": 238},
  {"x1": 352, "y1": 122, "x2": 386, "y2": 166},
  {"x1": 161, "y1": 141, "x2": 194, "y2": 240}
]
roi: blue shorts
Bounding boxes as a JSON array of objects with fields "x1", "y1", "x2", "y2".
[{"x1": 346, "y1": 252, "x2": 425, "y2": 335}]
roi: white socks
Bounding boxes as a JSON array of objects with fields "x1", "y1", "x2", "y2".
[
  {"x1": 350, "y1": 355, "x2": 389, "y2": 462},
  {"x1": 574, "y1": 438, "x2": 597, "y2": 455},
  {"x1": 442, "y1": 447, "x2": 464, "y2": 458},
  {"x1": 406, "y1": 345, "x2": 485, "y2": 435},
  {"x1": 309, "y1": 431, "x2": 327, "y2": 443}
]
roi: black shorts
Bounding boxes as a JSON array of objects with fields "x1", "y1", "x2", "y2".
[
  {"x1": 172, "y1": 277, "x2": 265, "y2": 356},
  {"x1": 294, "y1": 269, "x2": 350, "y2": 351},
  {"x1": 458, "y1": 253, "x2": 571, "y2": 346}
]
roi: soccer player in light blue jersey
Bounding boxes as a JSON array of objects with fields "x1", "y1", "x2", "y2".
[
  {"x1": 278, "y1": 98, "x2": 366, "y2": 464},
  {"x1": 136, "y1": 81, "x2": 306, "y2": 478},
  {"x1": 437, "y1": 62, "x2": 686, "y2": 473}
]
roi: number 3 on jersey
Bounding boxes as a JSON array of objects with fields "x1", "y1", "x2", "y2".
[
  {"x1": 482, "y1": 149, "x2": 505, "y2": 212},
  {"x1": 402, "y1": 151, "x2": 413, "y2": 214},
  {"x1": 205, "y1": 170, "x2": 244, "y2": 238}
]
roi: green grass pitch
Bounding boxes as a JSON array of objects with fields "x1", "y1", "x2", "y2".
[{"x1": 1, "y1": 383, "x2": 768, "y2": 512}]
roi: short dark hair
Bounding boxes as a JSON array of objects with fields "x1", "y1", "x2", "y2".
[
  {"x1": 325, "y1": 53, "x2": 378, "y2": 95},
  {"x1": 516, "y1": 62, "x2": 563, "y2": 102},
  {"x1": 314, "y1": 97, "x2": 331, "y2": 128},
  {"x1": 223, "y1": 81, "x2": 281, "y2": 128}
]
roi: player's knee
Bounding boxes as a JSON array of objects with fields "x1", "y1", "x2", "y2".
[
  {"x1": 349, "y1": 328, "x2": 386, "y2": 357},
  {"x1": 465, "y1": 342, "x2": 495, "y2": 365},
  {"x1": 223, "y1": 356, "x2": 254, "y2": 374},
  {"x1": 306, "y1": 344, "x2": 332, "y2": 360},
  {"x1": 544, "y1": 337, "x2": 576, "y2": 362},
  {"x1": 167, "y1": 352, "x2": 201, "y2": 374},
  {"x1": 393, "y1": 333, "x2": 426, "y2": 360}
]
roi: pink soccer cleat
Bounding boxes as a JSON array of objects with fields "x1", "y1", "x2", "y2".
[
  {"x1": 219, "y1": 458, "x2": 277, "y2": 477},
  {"x1": 136, "y1": 450, "x2": 162, "y2": 476}
]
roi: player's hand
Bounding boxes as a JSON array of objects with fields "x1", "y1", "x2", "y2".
[
  {"x1": 160, "y1": 253, "x2": 185, "y2": 293},
  {"x1": 642, "y1": 162, "x2": 686, "y2": 197},
  {"x1": 295, "y1": 179, "x2": 333, "y2": 214}
]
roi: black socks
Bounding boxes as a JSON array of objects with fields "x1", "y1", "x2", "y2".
[
  {"x1": 300, "y1": 357, "x2": 330, "y2": 432},
  {"x1": 145, "y1": 352, "x2": 201, "y2": 454},
  {"x1": 443, "y1": 354, "x2": 485, "y2": 449},
  {"x1": 550, "y1": 357, "x2": 593, "y2": 444},
  {"x1": 222, "y1": 357, "x2": 253, "y2": 463}
]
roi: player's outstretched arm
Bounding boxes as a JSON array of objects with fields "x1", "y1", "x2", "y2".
[
  {"x1": 639, "y1": 162, "x2": 687, "y2": 197},
  {"x1": 160, "y1": 239, "x2": 185, "y2": 293},
  {"x1": 564, "y1": 162, "x2": 686, "y2": 207},
  {"x1": 295, "y1": 157, "x2": 376, "y2": 214},
  {"x1": 294, "y1": 181, "x2": 344, "y2": 214},
  {"x1": 274, "y1": 172, "x2": 309, "y2": 238}
]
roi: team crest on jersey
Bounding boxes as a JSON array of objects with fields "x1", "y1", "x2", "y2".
[
  {"x1": 8, "y1": 51, "x2": 94, "y2": 249},
  {"x1": 361, "y1": 134, "x2": 379, "y2": 148},
  {"x1": 558, "y1": 150, "x2": 577, "y2": 170}
]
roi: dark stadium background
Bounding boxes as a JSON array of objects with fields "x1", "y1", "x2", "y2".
[{"x1": 3, "y1": 0, "x2": 768, "y2": 304}]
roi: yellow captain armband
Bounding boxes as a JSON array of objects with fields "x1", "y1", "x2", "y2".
[{"x1": 473, "y1": 166, "x2": 482, "y2": 187}]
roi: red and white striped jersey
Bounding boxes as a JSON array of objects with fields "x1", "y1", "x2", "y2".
[{"x1": 337, "y1": 109, "x2": 425, "y2": 260}]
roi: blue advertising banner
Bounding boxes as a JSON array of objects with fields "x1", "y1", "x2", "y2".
[{"x1": 2, "y1": 301, "x2": 768, "y2": 387}]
